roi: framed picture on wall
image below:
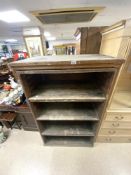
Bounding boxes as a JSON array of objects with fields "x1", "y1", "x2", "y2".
[{"x1": 24, "y1": 36, "x2": 44, "y2": 57}]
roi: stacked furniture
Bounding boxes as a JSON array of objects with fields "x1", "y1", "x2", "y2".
[
  {"x1": 0, "y1": 103, "x2": 37, "y2": 131},
  {"x1": 10, "y1": 55, "x2": 124, "y2": 146},
  {"x1": 0, "y1": 61, "x2": 37, "y2": 131},
  {"x1": 97, "y1": 20, "x2": 131, "y2": 142}
]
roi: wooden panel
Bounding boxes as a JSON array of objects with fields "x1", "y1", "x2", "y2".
[
  {"x1": 101, "y1": 20, "x2": 126, "y2": 35},
  {"x1": 102, "y1": 29, "x2": 124, "y2": 40},
  {"x1": 29, "y1": 84, "x2": 106, "y2": 102},
  {"x1": 100, "y1": 38, "x2": 122, "y2": 57},
  {"x1": 99, "y1": 128, "x2": 131, "y2": 136},
  {"x1": 106, "y1": 112, "x2": 131, "y2": 121},
  {"x1": 108, "y1": 91, "x2": 131, "y2": 111},
  {"x1": 97, "y1": 136, "x2": 131, "y2": 143},
  {"x1": 80, "y1": 27, "x2": 104, "y2": 54},
  {"x1": 16, "y1": 68, "x2": 116, "y2": 74},
  {"x1": 86, "y1": 27, "x2": 103, "y2": 54},
  {"x1": 100, "y1": 26, "x2": 125, "y2": 57},
  {"x1": 80, "y1": 28, "x2": 88, "y2": 54},
  {"x1": 102, "y1": 121, "x2": 131, "y2": 128},
  {"x1": 14, "y1": 105, "x2": 31, "y2": 113},
  {"x1": 116, "y1": 44, "x2": 131, "y2": 91},
  {"x1": 0, "y1": 104, "x2": 30, "y2": 113},
  {"x1": 44, "y1": 136, "x2": 93, "y2": 146},
  {"x1": 117, "y1": 74, "x2": 131, "y2": 91},
  {"x1": 37, "y1": 103, "x2": 99, "y2": 121},
  {"x1": 9, "y1": 55, "x2": 125, "y2": 70},
  {"x1": 19, "y1": 113, "x2": 38, "y2": 131},
  {"x1": 117, "y1": 37, "x2": 131, "y2": 58}
]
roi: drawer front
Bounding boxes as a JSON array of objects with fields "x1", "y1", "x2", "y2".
[
  {"x1": 97, "y1": 136, "x2": 131, "y2": 143},
  {"x1": 99, "y1": 128, "x2": 131, "y2": 136},
  {"x1": 102, "y1": 121, "x2": 131, "y2": 128},
  {"x1": 106, "y1": 112, "x2": 131, "y2": 121}
]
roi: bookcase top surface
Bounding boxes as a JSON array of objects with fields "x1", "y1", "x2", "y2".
[{"x1": 10, "y1": 54, "x2": 124, "y2": 69}]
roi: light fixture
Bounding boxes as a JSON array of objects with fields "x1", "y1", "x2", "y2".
[
  {"x1": 23, "y1": 27, "x2": 40, "y2": 36},
  {"x1": 5, "y1": 39, "x2": 18, "y2": 42},
  {"x1": 46, "y1": 36, "x2": 56, "y2": 41},
  {"x1": 0, "y1": 10, "x2": 30, "y2": 23},
  {"x1": 44, "y1": 31, "x2": 51, "y2": 37}
]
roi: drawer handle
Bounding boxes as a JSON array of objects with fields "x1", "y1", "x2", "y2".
[
  {"x1": 115, "y1": 116, "x2": 124, "y2": 120},
  {"x1": 112, "y1": 123, "x2": 119, "y2": 127},
  {"x1": 108, "y1": 130, "x2": 116, "y2": 134},
  {"x1": 105, "y1": 138, "x2": 112, "y2": 142}
]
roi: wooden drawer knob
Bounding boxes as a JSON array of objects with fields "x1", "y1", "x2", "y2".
[
  {"x1": 112, "y1": 123, "x2": 119, "y2": 127},
  {"x1": 108, "y1": 130, "x2": 116, "y2": 134},
  {"x1": 115, "y1": 116, "x2": 124, "y2": 120}
]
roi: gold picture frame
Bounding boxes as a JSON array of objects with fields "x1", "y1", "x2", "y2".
[{"x1": 24, "y1": 35, "x2": 44, "y2": 57}]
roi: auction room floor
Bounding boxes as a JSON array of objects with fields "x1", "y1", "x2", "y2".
[{"x1": 0, "y1": 129, "x2": 131, "y2": 175}]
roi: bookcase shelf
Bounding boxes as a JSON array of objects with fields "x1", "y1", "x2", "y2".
[
  {"x1": 36, "y1": 103, "x2": 99, "y2": 121},
  {"x1": 41, "y1": 121, "x2": 96, "y2": 136},
  {"x1": 44, "y1": 136, "x2": 94, "y2": 147},
  {"x1": 10, "y1": 55, "x2": 124, "y2": 146},
  {"x1": 29, "y1": 83, "x2": 106, "y2": 102}
]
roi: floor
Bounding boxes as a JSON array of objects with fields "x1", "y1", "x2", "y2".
[{"x1": 0, "y1": 130, "x2": 131, "y2": 175}]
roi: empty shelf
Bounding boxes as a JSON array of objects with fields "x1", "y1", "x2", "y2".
[
  {"x1": 37, "y1": 103, "x2": 99, "y2": 121},
  {"x1": 41, "y1": 123, "x2": 95, "y2": 136},
  {"x1": 29, "y1": 84, "x2": 106, "y2": 102},
  {"x1": 44, "y1": 136, "x2": 93, "y2": 147}
]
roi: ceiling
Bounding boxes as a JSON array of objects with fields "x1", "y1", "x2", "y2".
[{"x1": 0, "y1": 0, "x2": 131, "y2": 42}]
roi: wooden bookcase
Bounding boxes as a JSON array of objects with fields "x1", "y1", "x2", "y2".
[{"x1": 10, "y1": 55, "x2": 124, "y2": 146}]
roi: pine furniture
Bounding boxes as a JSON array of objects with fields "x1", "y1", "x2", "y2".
[{"x1": 98, "y1": 20, "x2": 131, "y2": 142}]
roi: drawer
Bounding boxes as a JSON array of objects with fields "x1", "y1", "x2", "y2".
[
  {"x1": 106, "y1": 112, "x2": 131, "y2": 121},
  {"x1": 102, "y1": 121, "x2": 131, "y2": 128},
  {"x1": 97, "y1": 136, "x2": 131, "y2": 143},
  {"x1": 99, "y1": 128, "x2": 131, "y2": 136}
]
